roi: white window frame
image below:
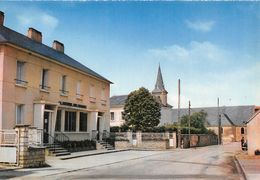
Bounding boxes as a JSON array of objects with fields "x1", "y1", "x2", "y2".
[
  {"x1": 16, "y1": 104, "x2": 24, "y2": 124},
  {"x1": 40, "y1": 69, "x2": 49, "y2": 90},
  {"x1": 16, "y1": 61, "x2": 27, "y2": 85},
  {"x1": 60, "y1": 75, "x2": 68, "y2": 95}
]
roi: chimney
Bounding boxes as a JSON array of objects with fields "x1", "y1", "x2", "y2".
[
  {"x1": 27, "y1": 28, "x2": 42, "y2": 43},
  {"x1": 0, "y1": 11, "x2": 4, "y2": 26},
  {"x1": 52, "y1": 40, "x2": 64, "y2": 53}
]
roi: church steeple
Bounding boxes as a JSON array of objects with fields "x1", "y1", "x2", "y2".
[
  {"x1": 152, "y1": 64, "x2": 168, "y2": 106},
  {"x1": 152, "y1": 64, "x2": 167, "y2": 94}
]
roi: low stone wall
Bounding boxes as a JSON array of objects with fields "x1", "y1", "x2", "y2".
[
  {"x1": 19, "y1": 147, "x2": 45, "y2": 168},
  {"x1": 115, "y1": 139, "x2": 169, "y2": 150},
  {"x1": 115, "y1": 140, "x2": 131, "y2": 149},
  {"x1": 137, "y1": 140, "x2": 169, "y2": 150},
  {"x1": 181, "y1": 134, "x2": 218, "y2": 148}
]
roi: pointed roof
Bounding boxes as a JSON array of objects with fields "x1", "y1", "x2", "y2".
[{"x1": 152, "y1": 65, "x2": 167, "y2": 94}]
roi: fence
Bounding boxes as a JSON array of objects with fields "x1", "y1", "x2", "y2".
[{"x1": 0, "y1": 130, "x2": 17, "y2": 163}]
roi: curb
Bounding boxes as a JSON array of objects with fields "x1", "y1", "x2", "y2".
[
  {"x1": 60, "y1": 149, "x2": 130, "y2": 160},
  {"x1": 234, "y1": 156, "x2": 247, "y2": 180}
]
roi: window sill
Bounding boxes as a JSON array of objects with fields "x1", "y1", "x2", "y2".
[
  {"x1": 15, "y1": 83, "x2": 27, "y2": 89},
  {"x1": 89, "y1": 97, "x2": 96, "y2": 103},
  {"x1": 40, "y1": 89, "x2": 50, "y2": 93},
  {"x1": 60, "y1": 93, "x2": 68, "y2": 97}
]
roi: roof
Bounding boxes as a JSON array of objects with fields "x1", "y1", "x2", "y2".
[
  {"x1": 110, "y1": 95, "x2": 128, "y2": 107},
  {"x1": 152, "y1": 65, "x2": 168, "y2": 94},
  {"x1": 246, "y1": 110, "x2": 260, "y2": 124},
  {"x1": 171, "y1": 105, "x2": 255, "y2": 127},
  {"x1": 0, "y1": 25, "x2": 111, "y2": 83}
]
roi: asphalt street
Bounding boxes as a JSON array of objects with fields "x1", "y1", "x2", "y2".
[{"x1": 47, "y1": 143, "x2": 242, "y2": 180}]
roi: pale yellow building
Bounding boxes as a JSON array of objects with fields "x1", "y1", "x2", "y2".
[
  {"x1": 0, "y1": 11, "x2": 111, "y2": 143},
  {"x1": 247, "y1": 110, "x2": 260, "y2": 155}
]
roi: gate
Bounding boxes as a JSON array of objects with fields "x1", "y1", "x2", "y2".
[{"x1": 0, "y1": 130, "x2": 18, "y2": 163}]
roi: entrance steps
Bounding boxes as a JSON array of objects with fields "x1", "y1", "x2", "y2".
[
  {"x1": 45, "y1": 144, "x2": 71, "y2": 157},
  {"x1": 97, "y1": 141, "x2": 115, "y2": 150}
]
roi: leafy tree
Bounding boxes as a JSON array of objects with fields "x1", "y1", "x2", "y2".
[
  {"x1": 123, "y1": 87, "x2": 161, "y2": 131},
  {"x1": 180, "y1": 110, "x2": 209, "y2": 134}
]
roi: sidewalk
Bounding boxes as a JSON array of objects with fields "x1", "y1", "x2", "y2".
[
  {"x1": 58, "y1": 148, "x2": 129, "y2": 160},
  {"x1": 236, "y1": 152, "x2": 260, "y2": 180}
]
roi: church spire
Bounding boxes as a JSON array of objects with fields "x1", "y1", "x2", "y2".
[{"x1": 152, "y1": 64, "x2": 167, "y2": 93}]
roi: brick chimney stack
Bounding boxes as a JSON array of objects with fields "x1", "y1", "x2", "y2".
[
  {"x1": 52, "y1": 40, "x2": 64, "y2": 53},
  {"x1": 27, "y1": 28, "x2": 42, "y2": 43},
  {"x1": 0, "y1": 11, "x2": 4, "y2": 26}
]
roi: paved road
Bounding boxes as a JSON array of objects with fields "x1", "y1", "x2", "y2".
[
  {"x1": 1, "y1": 143, "x2": 242, "y2": 179},
  {"x1": 48, "y1": 143, "x2": 242, "y2": 180}
]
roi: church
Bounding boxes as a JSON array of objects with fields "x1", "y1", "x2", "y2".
[
  {"x1": 110, "y1": 65, "x2": 258, "y2": 143},
  {"x1": 110, "y1": 65, "x2": 173, "y2": 127}
]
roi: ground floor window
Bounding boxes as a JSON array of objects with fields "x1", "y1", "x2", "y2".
[
  {"x1": 80, "y1": 112, "x2": 88, "y2": 131},
  {"x1": 65, "y1": 111, "x2": 76, "y2": 131},
  {"x1": 55, "y1": 110, "x2": 61, "y2": 131},
  {"x1": 16, "y1": 104, "x2": 24, "y2": 124},
  {"x1": 241, "y1": 127, "x2": 245, "y2": 134}
]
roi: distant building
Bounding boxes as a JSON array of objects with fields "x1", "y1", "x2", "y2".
[
  {"x1": 246, "y1": 110, "x2": 260, "y2": 155},
  {"x1": 0, "y1": 11, "x2": 111, "y2": 143},
  {"x1": 170, "y1": 106, "x2": 258, "y2": 143},
  {"x1": 110, "y1": 65, "x2": 173, "y2": 127}
]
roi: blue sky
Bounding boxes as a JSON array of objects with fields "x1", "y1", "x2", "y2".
[{"x1": 1, "y1": 2, "x2": 259, "y2": 108}]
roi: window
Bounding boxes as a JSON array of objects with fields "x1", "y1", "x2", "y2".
[
  {"x1": 60, "y1": 75, "x2": 68, "y2": 94},
  {"x1": 64, "y1": 111, "x2": 76, "y2": 131},
  {"x1": 16, "y1": 104, "x2": 24, "y2": 124},
  {"x1": 101, "y1": 88, "x2": 105, "y2": 100},
  {"x1": 16, "y1": 61, "x2": 27, "y2": 85},
  {"x1": 241, "y1": 127, "x2": 245, "y2": 134},
  {"x1": 79, "y1": 112, "x2": 88, "y2": 131},
  {"x1": 76, "y1": 81, "x2": 81, "y2": 95},
  {"x1": 55, "y1": 110, "x2": 61, "y2": 132},
  {"x1": 90, "y1": 85, "x2": 95, "y2": 97},
  {"x1": 111, "y1": 112, "x2": 115, "y2": 121},
  {"x1": 40, "y1": 69, "x2": 49, "y2": 90}
]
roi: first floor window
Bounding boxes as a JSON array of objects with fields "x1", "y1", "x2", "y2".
[
  {"x1": 55, "y1": 110, "x2": 61, "y2": 131},
  {"x1": 241, "y1": 127, "x2": 245, "y2": 134},
  {"x1": 111, "y1": 112, "x2": 115, "y2": 121},
  {"x1": 65, "y1": 111, "x2": 76, "y2": 131},
  {"x1": 79, "y1": 112, "x2": 88, "y2": 131},
  {"x1": 16, "y1": 104, "x2": 24, "y2": 124}
]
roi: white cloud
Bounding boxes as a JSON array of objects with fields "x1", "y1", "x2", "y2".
[
  {"x1": 185, "y1": 20, "x2": 215, "y2": 32},
  {"x1": 16, "y1": 9, "x2": 58, "y2": 36},
  {"x1": 148, "y1": 41, "x2": 229, "y2": 63}
]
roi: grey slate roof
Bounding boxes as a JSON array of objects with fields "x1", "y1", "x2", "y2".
[
  {"x1": 171, "y1": 105, "x2": 255, "y2": 127},
  {"x1": 0, "y1": 25, "x2": 111, "y2": 83},
  {"x1": 110, "y1": 95, "x2": 128, "y2": 107},
  {"x1": 152, "y1": 65, "x2": 168, "y2": 94}
]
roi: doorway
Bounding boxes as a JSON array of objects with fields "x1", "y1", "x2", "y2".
[
  {"x1": 96, "y1": 117, "x2": 100, "y2": 140},
  {"x1": 43, "y1": 111, "x2": 52, "y2": 144}
]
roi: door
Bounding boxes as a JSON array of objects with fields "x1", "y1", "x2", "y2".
[
  {"x1": 43, "y1": 112, "x2": 50, "y2": 143},
  {"x1": 97, "y1": 117, "x2": 100, "y2": 140}
]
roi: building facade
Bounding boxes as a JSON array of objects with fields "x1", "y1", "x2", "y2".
[
  {"x1": 110, "y1": 65, "x2": 173, "y2": 127},
  {"x1": 247, "y1": 110, "x2": 260, "y2": 155},
  {"x1": 0, "y1": 11, "x2": 111, "y2": 143}
]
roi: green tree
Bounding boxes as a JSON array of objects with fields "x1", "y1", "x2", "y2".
[
  {"x1": 180, "y1": 110, "x2": 208, "y2": 134},
  {"x1": 123, "y1": 87, "x2": 161, "y2": 131}
]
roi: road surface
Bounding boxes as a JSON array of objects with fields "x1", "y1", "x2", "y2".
[{"x1": 47, "y1": 143, "x2": 242, "y2": 180}]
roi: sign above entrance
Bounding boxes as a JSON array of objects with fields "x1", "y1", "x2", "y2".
[{"x1": 59, "y1": 101, "x2": 87, "y2": 109}]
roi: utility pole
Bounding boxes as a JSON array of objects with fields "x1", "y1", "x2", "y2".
[
  {"x1": 217, "y1": 97, "x2": 222, "y2": 145},
  {"x1": 177, "y1": 79, "x2": 181, "y2": 148},
  {"x1": 188, "y1": 100, "x2": 191, "y2": 148}
]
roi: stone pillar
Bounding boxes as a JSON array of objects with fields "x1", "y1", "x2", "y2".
[
  {"x1": 127, "y1": 130, "x2": 132, "y2": 144},
  {"x1": 15, "y1": 125, "x2": 30, "y2": 167},
  {"x1": 136, "y1": 131, "x2": 142, "y2": 147},
  {"x1": 15, "y1": 125, "x2": 45, "y2": 168}
]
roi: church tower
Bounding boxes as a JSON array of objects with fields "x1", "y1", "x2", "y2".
[{"x1": 152, "y1": 65, "x2": 168, "y2": 106}]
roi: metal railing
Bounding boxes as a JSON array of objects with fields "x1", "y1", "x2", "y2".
[
  {"x1": 14, "y1": 79, "x2": 28, "y2": 86},
  {"x1": 0, "y1": 130, "x2": 17, "y2": 146},
  {"x1": 39, "y1": 84, "x2": 51, "y2": 91},
  {"x1": 55, "y1": 132, "x2": 70, "y2": 142}
]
